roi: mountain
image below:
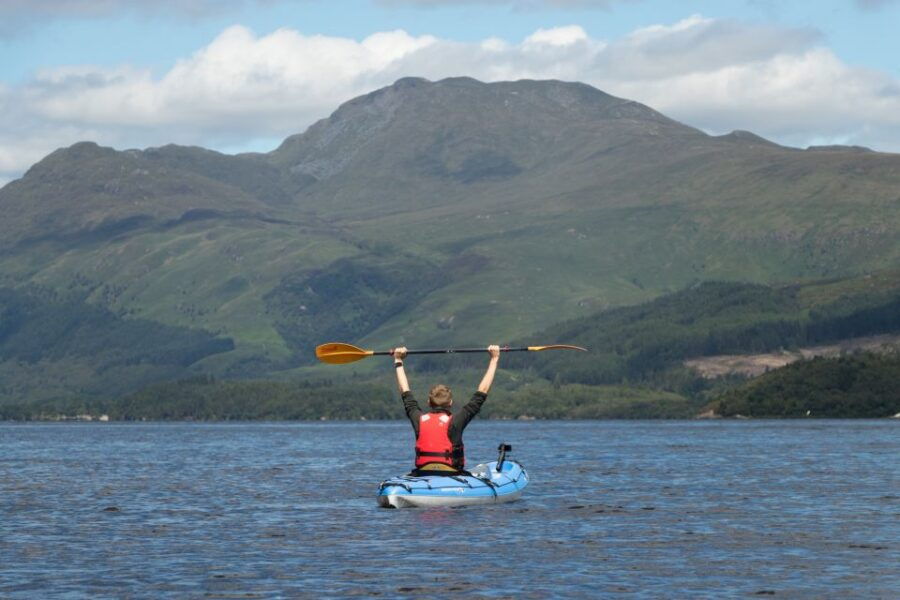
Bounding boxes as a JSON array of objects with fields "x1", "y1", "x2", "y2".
[{"x1": 1, "y1": 76, "x2": 899, "y2": 401}]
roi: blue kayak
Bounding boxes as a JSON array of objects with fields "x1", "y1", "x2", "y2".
[{"x1": 377, "y1": 458, "x2": 529, "y2": 508}]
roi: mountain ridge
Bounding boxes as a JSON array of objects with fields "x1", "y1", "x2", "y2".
[{"x1": 1, "y1": 76, "x2": 899, "y2": 401}]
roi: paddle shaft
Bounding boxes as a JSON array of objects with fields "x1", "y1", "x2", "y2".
[
  {"x1": 381, "y1": 347, "x2": 530, "y2": 357},
  {"x1": 315, "y1": 341, "x2": 585, "y2": 364}
]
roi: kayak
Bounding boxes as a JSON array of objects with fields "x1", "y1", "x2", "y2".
[{"x1": 377, "y1": 458, "x2": 529, "y2": 509}]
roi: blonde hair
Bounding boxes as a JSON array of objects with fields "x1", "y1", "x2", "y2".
[{"x1": 428, "y1": 384, "x2": 453, "y2": 408}]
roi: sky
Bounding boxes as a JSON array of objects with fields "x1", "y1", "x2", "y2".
[{"x1": 2, "y1": 0, "x2": 900, "y2": 187}]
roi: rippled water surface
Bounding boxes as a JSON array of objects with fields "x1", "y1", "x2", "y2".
[{"x1": 1, "y1": 420, "x2": 898, "y2": 598}]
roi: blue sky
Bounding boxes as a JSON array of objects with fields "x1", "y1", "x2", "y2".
[
  {"x1": 4, "y1": 1, "x2": 899, "y2": 80},
  {"x1": 2, "y1": 0, "x2": 900, "y2": 185}
]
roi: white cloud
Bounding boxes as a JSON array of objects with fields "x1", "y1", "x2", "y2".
[
  {"x1": 23, "y1": 26, "x2": 438, "y2": 132},
  {"x1": 524, "y1": 25, "x2": 589, "y2": 46},
  {"x1": 0, "y1": 26, "x2": 439, "y2": 182},
  {"x1": 596, "y1": 15, "x2": 821, "y2": 79},
  {"x1": 3, "y1": 17, "x2": 900, "y2": 184}
]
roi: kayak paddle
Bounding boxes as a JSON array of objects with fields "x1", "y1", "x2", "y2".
[{"x1": 315, "y1": 342, "x2": 587, "y2": 365}]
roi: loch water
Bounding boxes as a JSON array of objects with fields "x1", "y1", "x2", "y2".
[{"x1": 1, "y1": 420, "x2": 898, "y2": 598}]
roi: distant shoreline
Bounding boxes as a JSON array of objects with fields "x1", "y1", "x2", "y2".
[{"x1": 4, "y1": 415, "x2": 898, "y2": 423}]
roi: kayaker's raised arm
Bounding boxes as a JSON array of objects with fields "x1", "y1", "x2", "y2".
[
  {"x1": 394, "y1": 346, "x2": 425, "y2": 433},
  {"x1": 393, "y1": 346, "x2": 410, "y2": 394},
  {"x1": 477, "y1": 345, "x2": 501, "y2": 395}
]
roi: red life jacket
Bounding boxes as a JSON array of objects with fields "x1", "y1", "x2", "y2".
[{"x1": 415, "y1": 412, "x2": 465, "y2": 469}]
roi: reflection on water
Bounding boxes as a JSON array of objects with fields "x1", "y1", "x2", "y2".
[{"x1": 1, "y1": 420, "x2": 898, "y2": 597}]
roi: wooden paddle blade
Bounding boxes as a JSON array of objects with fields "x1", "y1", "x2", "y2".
[
  {"x1": 526, "y1": 344, "x2": 588, "y2": 352},
  {"x1": 315, "y1": 342, "x2": 374, "y2": 364}
]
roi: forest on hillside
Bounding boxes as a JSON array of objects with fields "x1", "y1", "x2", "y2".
[
  {"x1": 0, "y1": 376, "x2": 699, "y2": 421},
  {"x1": 707, "y1": 352, "x2": 900, "y2": 418},
  {"x1": 519, "y1": 281, "x2": 900, "y2": 386},
  {"x1": 419, "y1": 279, "x2": 900, "y2": 392},
  {"x1": 3, "y1": 276, "x2": 899, "y2": 421}
]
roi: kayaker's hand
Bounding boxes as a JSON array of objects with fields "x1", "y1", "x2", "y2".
[
  {"x1": 487, "y1": 344, "x2": 500, "y2": 359},
  {"x1": 393, "y1": 347, "x2": 408, "y2": 360}
]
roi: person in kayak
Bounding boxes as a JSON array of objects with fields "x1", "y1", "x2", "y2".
[{"x1": 392, "y1": 344, "x2": 500, "y2": 475}]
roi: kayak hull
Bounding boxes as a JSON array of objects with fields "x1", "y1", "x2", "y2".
[{"x1": 377, "y1": 459, "x2": 528, "y2": 508}]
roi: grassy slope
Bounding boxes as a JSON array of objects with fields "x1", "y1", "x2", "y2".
[
  {"x1": 307, "y1": 128, "x2": 899, "y2": 352},
  {"x1": 0, "y1": 221, "x2": 359, "y2": 370}
]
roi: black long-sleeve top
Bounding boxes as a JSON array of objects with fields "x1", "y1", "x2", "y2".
[{"x1": 401, "y1": 390, "x2": 488, "y2": 447}]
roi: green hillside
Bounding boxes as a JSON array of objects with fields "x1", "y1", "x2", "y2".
[
  {"x1": 2, "y1": 273, "x2": 898, "y2": 418},
  {"x1": 1, "y1": 77, "x2": 899, "y2": 403},
  {"x1": 502, "y1": 272, "x2": 900, "y2": 390},
  {"x1": 705, "y1": 352, "x2": 900, "y2": 418},
  {"x1": 0, "y1": 287, "x2": 233, "y2": 402}
]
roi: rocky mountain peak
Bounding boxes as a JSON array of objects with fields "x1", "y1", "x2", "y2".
[{"x1": 268, "y1": 77, "x2": 693, "y2": 185}]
